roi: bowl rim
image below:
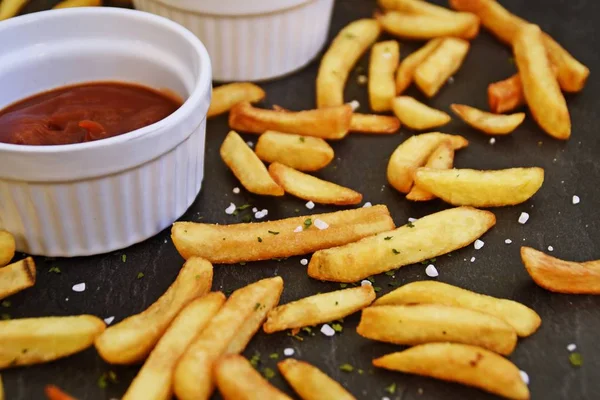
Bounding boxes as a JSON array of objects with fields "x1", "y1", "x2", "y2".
[
  {"x1": 0, "y1": 7, "x2": 212, "y2": 155},
  {"x1": 142, "y1": 0, "x2": 318, "y2": 17}
]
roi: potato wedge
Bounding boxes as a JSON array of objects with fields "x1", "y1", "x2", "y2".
[
  {"x1": 350, "y1": 114, "x2": 400, "y2": 134},
  {"x1": 316, "y1": 19, "x2": 381, "y2": 108},
  {"x1": 220, "y1": 130, "x2": 284, "y2": 196},
  {"x1": 514, "y1": 24, "x2": 570, "y2": 140},
  {"x1": 377, "y1": 12, "x2": 477, "y2": 40},
  {"x1": 278, "y1": 358, "x2": 356, "y2": 400},
  {"x1": 373, "y1": 343, "x2": 530, "y2": 400},
  {"x1": 392, "y1": 96, "x2": 451, "y2": 130},
  {"x1": 308, "y1": 207, "x2": 495, "y2": 282},
  {"x1": 0, "y1": 315, "x2": 105, "y2": 369},
  {"x1": 95, "y1": 257, "x2": 213, "y2": 365},
  {"x1": 395, "y1": 38, "x2": 442, "y2": 94},
  {"x1": 172, "y1": 205, "x2": 395, "y2": 263},
  {"x1": 387, "y1": 132, "x2": 468, "y2": 193},
  {"x1": 53, "y1": 0, "x2": 101, "y2": 8},
  {"x1": 358, "y1": 304, "x2": 517, "y2": 355},
  {"x1": 374, "y1": 281, "x2": 540, "y2": 337},
  {"x1": 44, "y1": 385, "x2": 77, "y2": 400},
  {"x1": 406, "y1": 143, "x2": 454, "y2": 202},
  {"x1": 216, "y1": 355, "x2": 292, "y2": 400},
  {"x1": 0, "y1": 257, "x2": 35, "y2": 301},
  {"x1": 414, "y1": 37, "x2": 470, "y2": 97},
  {"x1": 173, "y1": 277, "x2": 282, "y2": 400},
  {"x1": 123, "y1": 293, "x2": 225, "y2": 400},
  {"x1": 208, "y1": 83, "x2": 265, "y2": 118},
  {"x1": 255, "y1": 131, "x2": 333, "y2": 172},
  {"x1": 263, "y1": 285, "x2": 375, "y2": 333},
  {"x1": 0, "y1": 231, "x2": 15, "y2": 268},
  {"x1": 521, "y1": 247, "x2": 600, "y2": 294},
  {"x1": 369, "y1": 41, "x2": 400, "y2": 112},
  {"x1": 268, "y1": 162, "x2": 362, "y2": 205},
  {"x1": 229, "y1": 102, "x2": 352, "y2": 140},
  {"x1": 0, "y1": 0, "x2": 29, "y2": 20},
  {"x1": 413, "y1": 167, "x2": 544, "y2": 207},
  {"x1": 488, "y1": 74, "x2": 524, "y2": 114},
  {"x1": 451, "y1": 104, "x2": 525, "y2": 135}
]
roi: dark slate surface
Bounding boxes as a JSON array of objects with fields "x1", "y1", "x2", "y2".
[{"x1": 3, "y1": 0, "x2": 600, "y2": 399}]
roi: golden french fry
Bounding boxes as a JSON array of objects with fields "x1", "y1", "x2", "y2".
[
  {"x1": 216, "y1": 355, "x2": 292, "y2": 400},
  {"x1": 172, "y1": 206, "x2": 395, "y2": 263},
  {"x1": 316, "y1": 19, "x2": 381, "y2": 108},
  {"x1": 449, "y1": 0, "x2": 589, "y2": 92},
  {"x1": 451, "y1": 104, "x2": 525, "y2": 135},
  {"x1": 45, "y1": 385, "x2": 77, "y2": 400},
  {"x1": 53, "y1": 0, "x2": 101, "y2": 9},
  {"x1": 415, "y1": 37, "x2": 470, "y2": 97},
  {"x1": 208, "y1": 83, "x2": 265, "y2": 118},
  {"x1": 173, "y1": 277, "x2": 282, "y2": 400},
  {"x1": 0, "y1": 374, "x2": 3, "y2": 400},
  {"x1": 95, "y1": 257, "x2": 213, "y2": 365},
  {"x1": 0, "y1": 231, "x2": 15, "y2": 268},
  {"x1": 377, "y1": 12, "x2": 477, "y2": 41},
  {"x1": 230, "y1": 102, "x2": 352, "y2": 140},
  {"x1": 514, "y1": 24, "x2": 570, "y2": 140},
  {"x1": 369, "y1": 41, "x2": 400, "y2": 112},
  {"x1": 350, "y1": 114, "x2": 401, "y2": 134},
  {"x1": 308, "y1": 207, "x2": 495, "y2": 282},
  {"x1": 406, "y1": 142, "x2": 454, "y2": 202},
  {"x1": 263, "y1": 285, "x2": 375, "y2": 333},
  {"x1": 268, "y1": 162, "x2": 362, "y2": 205},
  {"x1": 392, "y1": 96, "x2": 451, "y2": 130},
  {"x1": 0, "y1": 315, "x2": 105, "y2": 369},
  {"x1": 278, "y1": 358, "x2": 356, "y2": 400},
  {"x1": 220, "y1": 130, "x2": 284, "y2": 196},
  {"x1": 373, "y1": 281, "x2": 541, "y2": 337},
  {"x1": 387, "y1": 132, "x2": 468, "y2": 193},
  {"x1": 414, "y1": 167, "x2": 544, "y2": 207},
  {"x1": 395, "y1": 38, "x2": 442, "y2": 94},
  {"x1": 254, "y1": 131, "x2": 333, "y2": 172},
  {"x1": 488, "y1": 74, "x2": 524, "y2": 114},
  {"x1": 373, "y1": 343, "x2": 530, "y2": 400},
  {"x1": 0, "y1": 0, "x2": 29, "y2": 20},
  {"x1": 0, "y1": 257, "x2": 35, "y2": 301},
  {"x1": 521, "y1": 247, "x2": 600, "y2": 294},
  {"x1": 122, "y1": 293, "x2": 225, "y2": 400}
]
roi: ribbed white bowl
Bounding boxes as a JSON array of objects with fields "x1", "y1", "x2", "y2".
[{"x1": 133, "y1": 0, "x2": 335, "y2": 82}]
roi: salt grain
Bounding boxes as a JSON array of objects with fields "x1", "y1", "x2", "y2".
[
  {"x1": 474, "y1": 239, "x2": 484, "y2": 250},
  {"x1": 408, "y1": 217, "x2": 417, "y2": 222},
  {"x1": 314, "y1": 219, "x2": 329, "y2": 230},
  {"x1": 518, "y1": 212, "x2": 529, "y2": 224},
  {"x1": 470, "y1": 257, "x2": 476, "y2": 262},
  {"x1": 252, "y1": 207, "x2": 258, "y2": 213},
  {"x1": 225, "y1": 203, "x2": 236, "y2": 215},
  {"x1": 548, "y1": 245, "x2": 554, "y2": 252},
  {"x1": 489, "y1": 138, "x2": 496, "y2": 145},
  {"x1": 321, "y1": 324, "x2": 336, "y2": 337},
  {"x1": 255, "y1": 210, "x2": 268, "y2": 219},
  {"x1": 425, "y1": 264, "x2": 439, "y2": 277},
  {"x1": 572, "y1": 195, "x2": 580, "y2": 205},
  {"x1": 520, "y1": 370, "x2": 530, "y2": 385},
  {"x1": 567, "y1": 343, "x2": 577, "y2": 352},
  {"x1": 104, "y1": 316, "x2": 115, "y2": 325},
  {"x1": 246, "y1": 141, "x2": 254, "y2": 148},
  {"x1": 305, "y1": 201, "x2": 315, "y2": 210},
  {"x1": 293, "y1": 226, "x2": 303, "y2": 233},
  {"x1": 363, "y1": 202, "x2": 372, "y2": 208},
  {"x1": 232, "y1": 187, "x2": 240, "y2": 194},
  {"x1": 284, "y1": 348, "x2": 295, "y2": 356},
  {"x1": 361, "y1": 280, "x2": 372, "y2": 286},
  {"x1": 349, "y1": 100, "x2": 360, "y2": 111},
  {"x1": 300, "y1": 259, "x2": 308, "y2": 266},
  {"x1": 505, "y1": 239, "x2": 512, "y2": 244},
  {"x1": 72, "y1": 283, "x2": 86, "y2": 292}
]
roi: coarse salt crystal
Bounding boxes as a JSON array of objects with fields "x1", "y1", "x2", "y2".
[
  {"x1": 474, "y1": 239, "x2": 484, "y2": 250},
  {"x1": 567, "y1": 343, "x2": 577, "y2": 352},
  {"x1": 255, "y1": 210, "x2": 268, "y2": 219},
  {"x1": 252, "y1": 207, "x2": 258, "y2": 213},
  {"x1": 518, "y1": 212, "x2": 529, "y2": 224},
  {"x1": 408, "y1": 217, "x2": 417, "y2": 222},
  {"x1": 520, "y1": 370, "x2": 529, "y2": 385},
  {"x1": 383, "y1": 52, "x2": 392, "y2": 59},
  {"x1": 548, "y1": 245, "x2": 554, "y2": 252},
  {"x1": 505, "y1": 239, "x2": 512, "y2": 244},
  {"x1": 300, "y1": 259, "x2": 308, "y2": 266},
  {"x1": 104, "y1": 316, "x2": 115, "y2": 325},
  {"x1": 305, "y1": 201, "x2": 315, "y2": 209},
  {"x1": 489, "y1": 138, "x2": 496, "y2": 145},
  {"x1": 283, "y1": 348, "x2": 295, "y2": 356},
  {"x1": 232, "y1": 187, "x2": 240, "y2": 194},
  {"x1": 425, "y1": 264, "x2": 439, "y2": 277},
  {"x1": 349, "y1": 100, "x2": 360, "y2": 111},
  {"x1": 225, "y1": 203, "x2": 236, "y2": 215},
  {"x1": 361, "y1": 280, "x2": 372, "y2": 286},
  {"x1": 293, "y1": 226, "x2": 303, "y2": 233},
  {"x1": 470, "y1": 257, "x2": 476, "y2": 262},
  {"x1": 314, "y1": 219, "x2": 329, "y2": 230},
  {"x1": 357, "y1": 75, "x2": 368, "y2": 85},
  {"x1": 572, "y1": 195, "x2": 580, "y2": 205},
  {"x1": 363, "y1": 202, "x2": 372, "y2": 208},
  {"x1": 321, "y1": 324, "x2": 336, "y2": 337},
  {"x1": 246, "y1": 141, "x2": 254, "y2": 148},
  {"x1": 383, "y1": 398, "x2": 391, "y2": 400},
  {"x1": 72, "y1": 283, "x2": 86, "y2": 292},
  {"x1": 448, "y1": 76, "x2": 455, "y2": 84}
]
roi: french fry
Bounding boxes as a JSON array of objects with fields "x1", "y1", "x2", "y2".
[
  {"x1": 387, "y1": 132, "x2": 468, "y2": 193},
  {"x1": 521, "y1": 247, "x2": 600, "y2": 294},
  {"x1": 406, "y1": 143, "x2": 454, "y2": 202},
  {"x1": 377, "y1": 12, "x2": 476, "y2": 41},
  {"x1": 122, "y1": 293, "x2": 226, "y2": 400},
  {"x1": 369, "y1": 41, "x2": 400, "y2": 112},
  {"x1": 0, "y1": 374, "x2": 4, "y2": 400},
  {"x1": 254, "y1": 131, "x2": 333, "y2": 172},
  {"x1": 268, "y1": 162, "x2": 362, "y2": 205},
  {"x1": 263, "y1": 285, "x2": 375, "y2": 333},
  {"x1": 0, "y1": 257, "x2": 35, "y2": 301},
  {"x1": 0, "y1": 0, "x2": 28, "y2": 20},
  {"x1": 414, "y1": 37, "x2": 470, "y2": 97},
  {"x1": 172, "y1": 206, "x2": 395, "y2": 263},
  {"x1": 220, "y1": 130, "x2": 284, "y2": 196},
  {"x1": 395, "y1": 38, "x2": 442, "y2": 94},
  {"x1": 308, "y1": 207, "x2": 495, "y2": 282},
  {"x1": 413, "y1": 167, "x2": 544, "y2": 207},
  {"x1": 229, "y1": 102, "x2": 352, "y2": 140},
  {"x1": 451, "y1": 104, "x2": 525, "y2": 135},
  {"x1": 53, "y1": 0, "x2": 101, "y2": 9},
  {"x1": 0, "y1": 231, "x2": 15, "y2": 268},
  {"x1": 44, "y1": 385, "x2": 77, "y2": 400},
  {"x1": 0, "y1": 315, "x2": 105, "y2": 369},
  {"x1": 208, "y1": 83, "x2": 265, "y2": 118},
  {"x1": 373, "y1": 343, "x2": 530, "y2": 400},
  {"x1": 350, "y1": 114, "x2": 401, "y2": 134},
  {"x1": 514, "y1": 24, "x2": 570, "y2": 140},
  {"x1": 392, "y1": 96, "x2": 451, "y2": 130},
  {"x1": 488, "y1": 74, "x2": 524, "y2": 114},
  {"x1": 173, "y1": 277, "x2": 282, "y2": 400},
  {"x1": 449, "y1": 0, "x2": 589, "y2": 92},
  {"x1": 316, "y1": 19, "x2": 381, "y2": 108},
  {"x1": 358, "y1": 304, "x2": 517, "y2": 355},
  {"x1": 374, "y1": 281, "x2": 541, "y2": 337},
  {"x1": 216, "y1": 355, "x2": 292, "y2": 400},
  {"x1": 278, "y1": 358, "x2": 356, "y2": 400},
  {"x1": 94, "y1": 257, "x2": 213, "y2": 365}
]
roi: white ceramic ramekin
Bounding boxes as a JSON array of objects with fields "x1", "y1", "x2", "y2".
[
  {"x1": 132, "y1": 0, "x2": 335, "y2": 82},
  {"x1": 0, "y1": 8, "x2": 212, "y2": 257}
]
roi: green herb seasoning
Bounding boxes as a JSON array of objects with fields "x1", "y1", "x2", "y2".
[
  {"x1": 339, "y1": 363, "x2": 354, "y2": 372},
  {"x1": 263, "y1": 367, "x2": 276, "y2": 380},
  {"x1": 237, "y1": 204, "x2": 252, "y2": 211},
  {"x1": 250, "y1": 352, "x2": 261, "y2": 367},
  {"x1": 121, "y1": 254, "x2": 127, "y2": 263},
  {"x1": 137, "y1": 272, "x2": 144, "y2": 279},
  {"x1": 299, "y1": 137, "x2": 306, "y2": 143},
  {"x1": 384, "y1": 236, "x2": 393, "y2": 240},
  {"x1": 385, "y1": 271, "x2": 395, "y2": 276},
  {"x1": 385, "y1": 383, "x2": 397, "y2": 394},
  {"x1": 258, "y1": 237, "x2": 263, "y2": 243},
  {"x1": 268, "y1": 230, "x2": 280, "y2": 235},
  {"x1": 49, "y1": 266, "x2": 61, "y2": 274},
  {"x1": 392, "y1": 249, "x2": 400, "y2": 255},
  {"x1": 304, "y1": 218, "x2": 312, "y2": 229},
  {"x1": 1, "y1": 300, "x2": 11, "y2": 308},
  {"x1": 332, "y1": 323, "x2": 343, "y2": 333},
  {"x1": 340, "y1": 283, "x2": 348, "y2": 288},
  {"x1": 569, "y1": 352, "x2": 583, "y2": 367},
  {"x1": 407, "y1": 221, "x2": 415, "y2": 228},
  {"x1": 242, "y1": 215, "x2": 252, "y2": 223},
  {"x1": 254, "y1": 303, "x2": 261, "y2": 311},
  {"x1": 374, "y1": 287, "x2": 382, "y2": 292},
  {"x1": 269, "y1": 353, "x2": 279, "y2": 360}
]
